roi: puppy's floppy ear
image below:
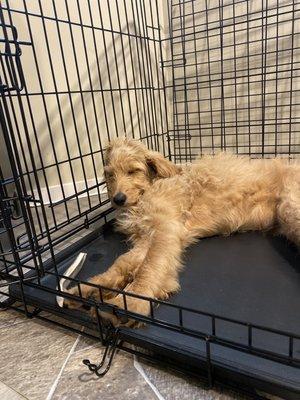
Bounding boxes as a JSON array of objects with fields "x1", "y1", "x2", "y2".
[
  {"x1": 146, "y1": 151, "x2": 180, "y2": 179},
  {"x1": 104, "y1": 142, "x2": 113, "y2": 165}
]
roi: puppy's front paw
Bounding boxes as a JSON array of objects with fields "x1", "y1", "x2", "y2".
[
  {"x1": 99, "y1": 294, "x2": 150, "y2": 328},
  {"x1": 63, "y1": 285, "x2": 98, "y2": 311}
]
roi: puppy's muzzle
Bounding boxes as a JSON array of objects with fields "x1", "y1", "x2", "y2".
[{"x1": 113, "y1": 192, "x2": 127, "y2": 206}]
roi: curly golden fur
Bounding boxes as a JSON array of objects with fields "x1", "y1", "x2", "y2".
[{"x1": 65, "y1": 138, "x2": 300, "y2": 326}]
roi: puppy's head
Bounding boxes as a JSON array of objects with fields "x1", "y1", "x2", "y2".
[{"x1": 104, "y1": 138, "x2": 179, "y2": 208}]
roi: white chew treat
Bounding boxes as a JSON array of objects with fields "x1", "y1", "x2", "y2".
[{"x1": 56, "y1": 252, "x2": 87, "y2": 308}]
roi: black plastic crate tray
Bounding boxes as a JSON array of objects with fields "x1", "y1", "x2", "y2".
[{"x1": 10, "y1": 224, "x2": 300, "y2": 398}]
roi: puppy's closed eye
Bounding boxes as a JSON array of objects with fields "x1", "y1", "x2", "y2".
[{"x1": 128, "y1": 169, "x2": 141, "y2": 175}]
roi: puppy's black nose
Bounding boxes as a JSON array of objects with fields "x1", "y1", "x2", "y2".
[{"x1": 113, "y1": 192, "x2": 126, "y2": 206}]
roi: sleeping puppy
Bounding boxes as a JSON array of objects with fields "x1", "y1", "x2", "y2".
[{"x1": 64, "y1": 138, "x2": 300, "y2": 326}]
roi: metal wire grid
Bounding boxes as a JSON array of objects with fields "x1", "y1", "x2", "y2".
[
  {"x1": 0, "y1": 0, "x2": 299, "y2": 275},
  {"x1": 167, "y1": 0, "x2": 300, "y2": 162},
  {"x1": 0, "y1": 0, "x2": 169, "y2": 276}
]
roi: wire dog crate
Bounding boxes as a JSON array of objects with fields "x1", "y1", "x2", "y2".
[{"x1": 0, "y1": 0, "x2": 299, "y2": 398}]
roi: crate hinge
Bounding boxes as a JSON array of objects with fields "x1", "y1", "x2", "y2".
[{"x1": 0, "y1": 12, "x2": 26, "y2": 93}]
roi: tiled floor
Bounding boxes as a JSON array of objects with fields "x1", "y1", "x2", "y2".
[{"x1": 0, "y1": 307, "x2": 251, "y2": 400}]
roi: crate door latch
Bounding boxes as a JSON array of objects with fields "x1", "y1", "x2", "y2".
[{"x1": 82, "y1": 328, "x2": 120, "y2": 377}]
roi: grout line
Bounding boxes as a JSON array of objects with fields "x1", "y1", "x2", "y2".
[
  {"x1": 46, "y1": 334, "x2": 81, "y2": 400},
  {"x1": 0, "y1": 315, "x2": 34, "y2": 330},
  {"x1": 0, "y1": 320, "x2": 29, "y2": 329},
  {"x1": 73, "y1": 342, "x2": 101, "y2": 354},
  {"x1": 133, "y1": 355, "x2": 166, "y2": 400},
  {"x1": 0, "y1": 380, "x2": 29, "y2": 399}
]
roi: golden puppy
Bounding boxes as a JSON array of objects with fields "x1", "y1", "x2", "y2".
[{"x1": 65, "y1": 138, "x2": 300, "y2": 326}]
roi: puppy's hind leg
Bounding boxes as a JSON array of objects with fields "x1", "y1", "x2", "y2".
[{"x1": 277, "y1": 168, "x2": 300, "y2": 247}]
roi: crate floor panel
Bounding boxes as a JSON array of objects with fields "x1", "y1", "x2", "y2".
[{"x1": 10, "y1": 225, "x2": 300, "y2": 394}]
